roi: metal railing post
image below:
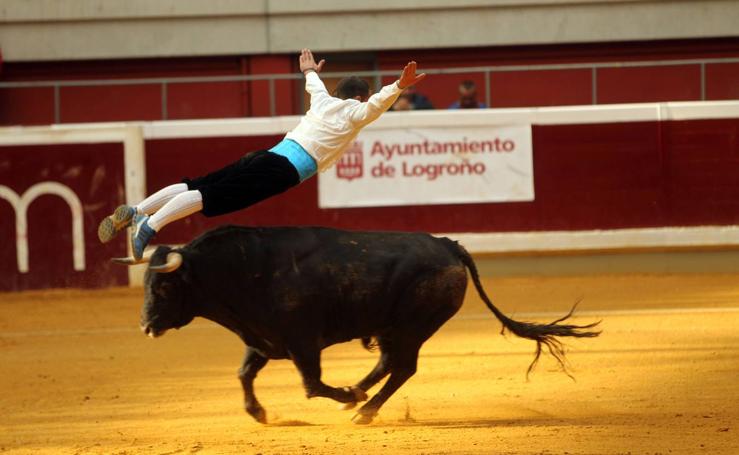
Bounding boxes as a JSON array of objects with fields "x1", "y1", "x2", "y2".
[
  {"x1": 53, "y1": 84, "x2": 61, "y2": 124},
  {"x1": 591, "y1": 67, "x2": 598, "y2": 105},
  {"x1": 161, "y1": 81, "x2": 168, "y2": 120},
  {"x1": 268, "y1": 78, "x2": 276, "y2": 117},
  {"x1": 484, "y1": 70, "x2": 491, "y2": 108},
  {"x1": 700, "y1": 63, "x2": 706, "y2": 101}
]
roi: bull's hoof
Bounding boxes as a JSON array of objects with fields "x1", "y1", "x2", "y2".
[
  {"x1": 247, "y1": 406, "x2": 267, "y2": 424},
  {"x1": 338, "y1": 401, "x2": 357, "y2": 410},
  {"x1": 351, "y1": 412, "x2": 375, "y2": 425},
  {"x1": 343, "y1": 386, "x2": 368, "y2": 402}
]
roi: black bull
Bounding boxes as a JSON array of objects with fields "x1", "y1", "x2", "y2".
[{"x1": 131, "y1": 225, "x2": 600, "y2": 424}]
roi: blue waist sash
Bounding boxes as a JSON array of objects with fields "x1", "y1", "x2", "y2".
[{"x1": 269, "y1": 138, "x2": 317, "y2": 182}]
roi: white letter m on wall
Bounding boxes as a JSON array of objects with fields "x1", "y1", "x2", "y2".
[{"x1": 0, "y1": 182, "x2": 85, "y2": 274}]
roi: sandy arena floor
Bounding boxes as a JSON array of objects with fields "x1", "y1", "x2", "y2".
[{"x1": 1, "y1": 273, "x2": 738, "y2": 454}]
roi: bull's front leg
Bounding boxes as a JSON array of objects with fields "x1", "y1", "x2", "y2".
[
  {"x1": 287, "y1": 343, "x2": 368, "y2": 405},
  {"x1": 238, "y1": 347, "x2": 269, "y2": 423}
]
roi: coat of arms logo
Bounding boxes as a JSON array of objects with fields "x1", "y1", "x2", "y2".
[{"x1": 336, "y1": 141, "x2": 363, "y2": 181}]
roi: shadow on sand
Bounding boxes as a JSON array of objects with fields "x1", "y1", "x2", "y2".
[
  {"x1": 266, "y1": 419, "x2": 316, "y2": 427},
  {"x1": 376, "y1": 416, "x2": 575, "y2": 430}
]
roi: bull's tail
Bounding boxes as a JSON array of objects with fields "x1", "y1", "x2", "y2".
[{"x1": 450, "y1": 240, "x2": 601, "y2": 377}]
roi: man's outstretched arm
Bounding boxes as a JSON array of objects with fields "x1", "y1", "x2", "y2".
[{"x1": 299, "y1": 48, "x2": 329, "y2": 99}]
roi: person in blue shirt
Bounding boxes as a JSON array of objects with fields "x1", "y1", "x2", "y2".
[{"x1": 448, "y1": 80, "x2": 487, "y2": 109}]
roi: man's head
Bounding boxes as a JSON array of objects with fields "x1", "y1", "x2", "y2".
[
  {"x1": 458, "y1": 80, "x2": 480, "y2": 108},
  {"x1": 334, "y1": 76, "x2": 370, "y2": 101}
]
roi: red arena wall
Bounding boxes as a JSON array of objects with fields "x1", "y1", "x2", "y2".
[{"x1": 2, "y1": 106, "x2": 738, "y2": 291}]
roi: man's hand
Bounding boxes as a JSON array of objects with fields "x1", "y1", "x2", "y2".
[
  {"x1": 398, "y1": 61, "x2": 426, "y2": 89},
  {"x1": 299, "y1": 48, "x2": 325, "y2": 75}
]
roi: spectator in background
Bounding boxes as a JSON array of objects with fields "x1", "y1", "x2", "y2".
[
  {"x1": 403, "y1": 84, "x2": 434, "y2": 109},
  {"x1": 391, "y1": 93, "x2": 414, "y2": 111},
  {"x1": 391, "y1": 85, "x2": 434, "y2": 111},
  {"x1": 448, "y1": 80, "x2": 487, "y2": 109}
]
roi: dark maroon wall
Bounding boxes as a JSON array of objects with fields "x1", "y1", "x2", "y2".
[
  {"x1": 0, "y1": 55, "x2": 297, "y2": 125},
  {"x1": 663, "y1": 119, "x2": 739, "y2": 224},
  {"x1": 0, "y1": 143, "x2": 128, "y2": 291},
  {"x1": 597, "y1": 65, "x2": 702, "y2": 104},
  {"x1": 377, "y1": 39, "x2": 739, "y2": 110}
]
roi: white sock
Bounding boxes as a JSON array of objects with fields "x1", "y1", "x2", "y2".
[
  {"x1": 135, "y1": 183, "x2": 189, "y2": 215},
  {"x1": 147, "y1": 190, "x2": 203, "y2": 232}
]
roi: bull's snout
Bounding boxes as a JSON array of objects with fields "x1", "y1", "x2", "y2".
[{"x1": 140, "y1": 323, "x2": 165, "y2": 338}]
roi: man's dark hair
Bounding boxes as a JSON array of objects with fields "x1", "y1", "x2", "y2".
[
  {"x1": 460, "y1": 80, "x2": 477, "y2": 90},
  {"x1": 334, "y1": 76, "x2": 370, "y2": 100}
]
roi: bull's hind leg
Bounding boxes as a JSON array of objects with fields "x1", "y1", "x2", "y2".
[
  {"x1": 352, "y1": 266, "x2": 467, "y2": 424},
  {"x1": 238, "y1": 347, "x2": 269, "y2": 423},
  {"x1": 351, "y1": 339, "x2": 421, "y2": 424},
  {"x1": 288, "y1": 342, "x2": 368, "y2": 405},
  {"x1": 356, "y1": 347, "x2": 391, "y2": 391},
  {"x1": 339, "y1": 349, "x2": 391, "y2": 410}
]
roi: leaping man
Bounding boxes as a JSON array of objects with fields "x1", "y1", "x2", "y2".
[{"x1": 97, "y1": 49, "x2": 426, "y2": 259}]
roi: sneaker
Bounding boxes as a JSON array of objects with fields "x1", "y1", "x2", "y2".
[
  {"x1": 98, "y1": 205, "x2": 137, "y2": 243},
  {"x1": 130, "y1": 214, "x2": 156, "y2": 260}
]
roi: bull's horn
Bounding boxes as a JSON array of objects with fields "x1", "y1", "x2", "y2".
[
  {"x1": 148, "y1": 252, "x2": 183, "y2": 273},
  {"x1": 111, "y1": 248, "x2": 155, "y2": 265}
]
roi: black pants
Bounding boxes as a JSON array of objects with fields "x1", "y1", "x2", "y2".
[{"x1": 183, "y1": 150, "x2": 300, "y2": 217}]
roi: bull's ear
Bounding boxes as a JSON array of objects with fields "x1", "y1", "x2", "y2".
[{"x1": 180, "y1": 264, "x2": 193, "y2": 283}]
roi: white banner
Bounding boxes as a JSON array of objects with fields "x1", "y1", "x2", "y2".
[{"x1": 318, "y1": 125, "x2": 534, "y2": 208}]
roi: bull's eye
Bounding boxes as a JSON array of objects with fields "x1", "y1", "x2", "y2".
[{"x1": 155, "y1": 282, "x2": 174, "y2": 298}]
